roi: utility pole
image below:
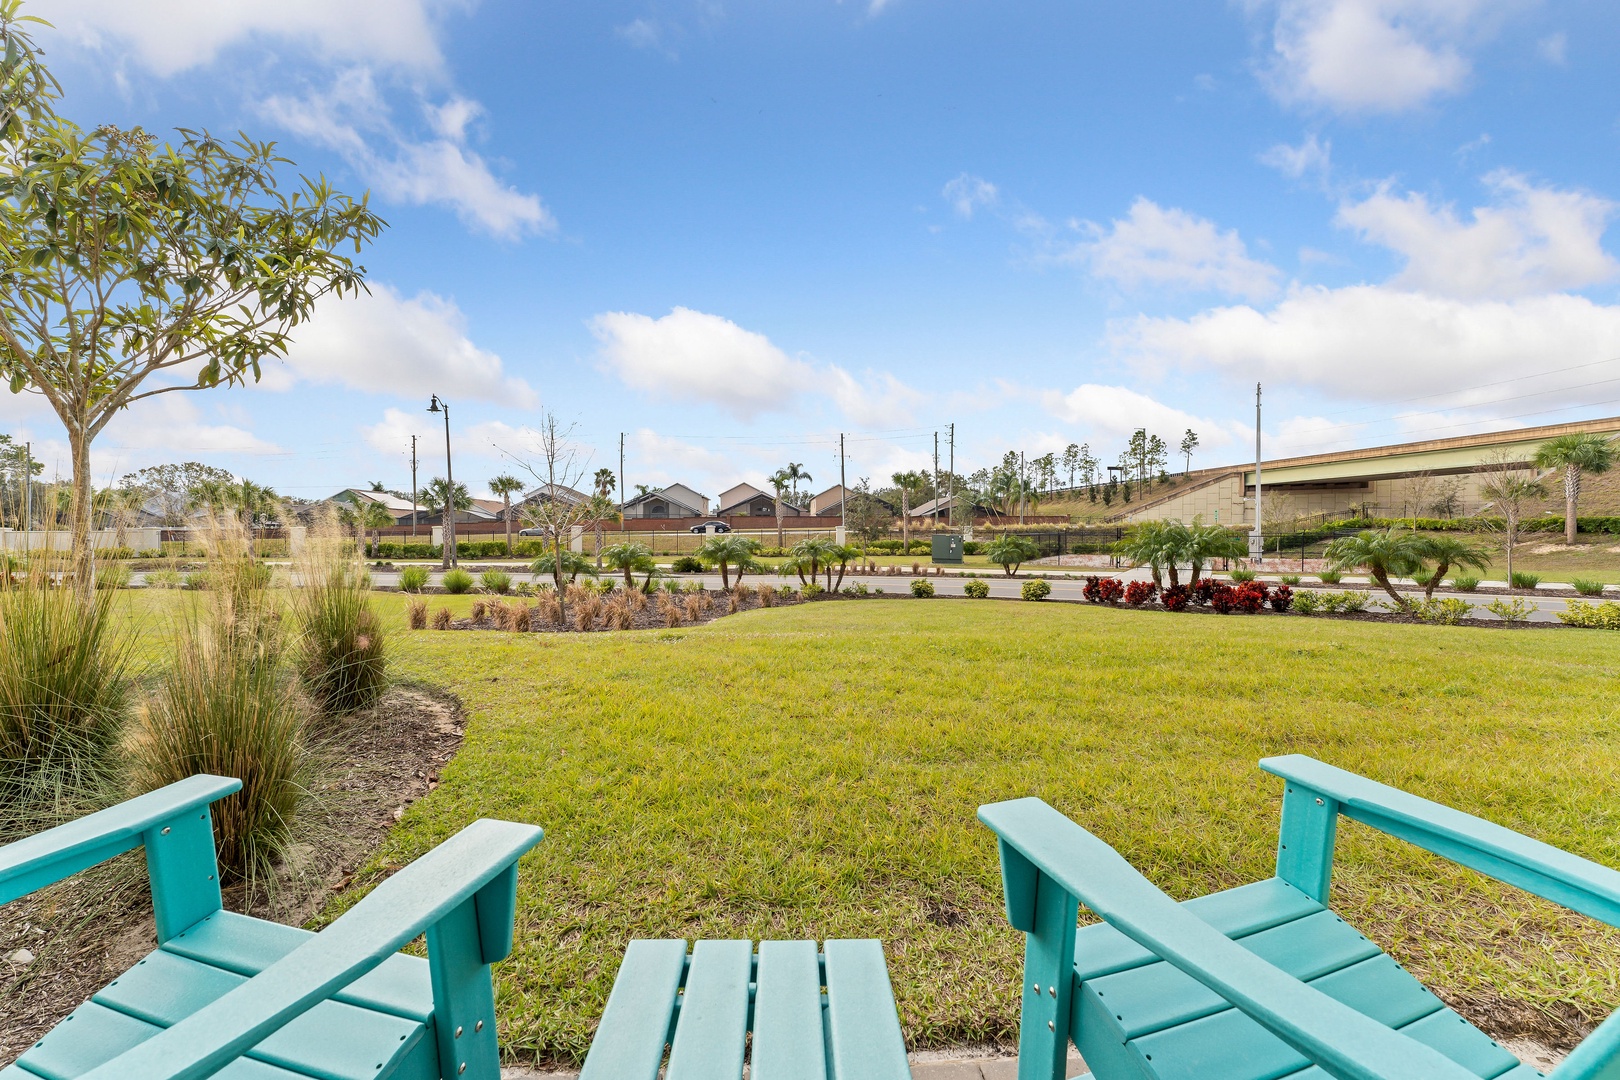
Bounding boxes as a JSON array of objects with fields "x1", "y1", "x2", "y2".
[
  {"x1": 1251, "y1": 382, "x2": 1264, "y2": 565},
  {"x1": 839, "y1": 433, "x2": 846, "y2": 538},
  {"x1": 947, "y1": 423, "x2": 955, "y2": 530},
  {"x1": 933, "y1": 431, "x2": 939, "y2": 529},
  {"x1": 619, "y1": 433, "x2": 626, "y2": 534},
  {"x1": 409, "y1": 435, "x2": 419, "y2": 541},
  {"x1": 1019, "y1": 451, "x2": 1027, "y2": 525},
  {"x1": 23, "y1": 441, "x2": 31, "y2": 551},
  {"x1": 428, "y1": 395, "x2": 456, "y2": 569}
]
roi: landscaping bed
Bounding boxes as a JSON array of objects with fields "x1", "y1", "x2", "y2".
[{"x1": 0, "y1": 686, "x2": 467, "y2": 1060}]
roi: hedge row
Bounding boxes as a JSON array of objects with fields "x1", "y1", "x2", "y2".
[{"x1": 1323, "y1": 515, "x2": 1620, "y2": 535}]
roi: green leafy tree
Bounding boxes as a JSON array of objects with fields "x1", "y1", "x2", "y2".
[
  {"x1": 984, "y1": 533, "x2": 1040, "y2": 576},
  {"x1": 696, "y1": 533, "x2": 761, "y2": 590},
  {"x1": 601, "y1": 541, "x2": 656, "y2": 590},
  {"x1": 530, "y1": 549, "x2": 596, "y2": 583},
  {"x1": 1115, "y1": 520, "x2": 1181, "y2": 589},
  {"x1": 1415, "y1": 535, "x2": 1490, "y2": 601},
  {"x1": 353, "y1": 499, "x2": 393, "y2": 560},
  {"x1": 784, "y1": 462, "x2": 812, "y2": 504},
  {"x1": 488, "y1": 474, "x2": 524, "y2": 556},
  {"x1": 782, "y1": 536, "x2": 842, "y2": 585},
  {"x1": 122, "y1": 461, "x2": 233, "y2": 526},
  {"x1": 0, "y1": 432, "x2": 40, "y2": 527},
  {"x1": 1325, "y1": 528, "x2": 1429, "y2": 608},
  {"x1": 1179, "y1": 430, "x2": 1199, "y2": 474},
  {"x1": 421, "y1": 477, "x2": 472, "y2": 521},
  {"x1": 0, "y1": 10, "x2": 384, "y2": 574},
  {"x1": 844, "y1": 478, "x2": 895, "y2": 551},
  {"x1": 1533, "y1": 433, "x2": 1618, "y2": 545}
]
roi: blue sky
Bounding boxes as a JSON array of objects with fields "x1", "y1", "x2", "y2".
[{"x1": 5, "y1": 0, "x2": 1619, "y2": 503}]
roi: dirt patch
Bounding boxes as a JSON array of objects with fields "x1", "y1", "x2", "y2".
[{"x1": 0, "y1": 686, "x2": 466, "y2": 1062}]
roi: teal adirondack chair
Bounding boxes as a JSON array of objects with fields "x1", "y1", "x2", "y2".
[
  {"x1": 0, "y1": 775, "x2": 543, "y2": 1080},
  {"x1": 980, "y1": 755, "x2": 1620, "y2": 1080}
]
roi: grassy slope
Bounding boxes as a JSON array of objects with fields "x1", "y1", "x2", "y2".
[{"x1": 333, "y1": 595, "x2": 1620, "y2": 1063}]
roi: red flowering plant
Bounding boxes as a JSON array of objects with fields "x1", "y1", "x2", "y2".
[
  {"x1": 1160, "y1": 584, "x2": 1190, "y2": 611},
  {"x1": 1269, "y1": 583, "x2": 1294, "y2": 612},
  {"x1": 1123, "y1": 580, "x2": 1157, "y2": 606},
  {"x1": 1097, "y1": 577, "x2": 1125, "y2": 603},
  {"x1": 1208, "y1": 582, "x2": 1237, "y2": 613},
  {"x1": 1191, "y1": 578, "x2": 1218, "y2": 606},
  {"x1": 1082, "y1": 575, "x2": 1103, "y2": 602}
]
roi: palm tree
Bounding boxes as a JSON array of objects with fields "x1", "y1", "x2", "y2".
[
  {"x1": 1115, "y1": 520, "x2": 1182, "y2": 588},
  {"x1": 1533, "y1": 433, "x2": 1617, "y2": 545},
  {"x1": 984, "y1": 533, "x2": 1040, "y2": 576},
  {"x1": 1174, "y1": 520, "x2": 1247, "y2": 586},
  {"x1": 784, "y1": 462, "x2": 812, "y2": 504},
  {"x1": 1416, "y1": 535, "x2": 1490, "y2": 601},
  {"x1": 828, "y1": 543, "x2": 859, "y2": 591},
  {"x1": 769, "y1": 468, "x2": 794, "y2": 549},
  {"x1": 1324, "y1": 528, "x2": 1429, "y2": 607},
  {"x1": 696, "y1": 533, "x2": 760, "y2": 590},
  {"x1": 602, "y1": 541, "x2": 656, "y2": 590},
  {"x1": 489, "y1": 475, "x2": 524, "y2": 556},
  {"x1": 356, "y1": 499, "x2": 395, "y2": 559},
  {"x1": 784, "y1": 536, "x2": 841, "y2": 586},
  {"x1": 587, "y1": 493, "x2": 621, "y2": 569},
  {"x1": 891, "y1": 470, "x2": 929, "y2": 553},
  {"x1": 531, "y1": 549, "x2": 598, "y2": 587}
]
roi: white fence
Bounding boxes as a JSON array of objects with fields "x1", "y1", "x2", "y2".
[{"x1": 0, "y1": 527, "x2": 163, "y2": 552}]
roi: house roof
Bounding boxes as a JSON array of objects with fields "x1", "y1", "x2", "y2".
[
  {"x1": 717, "y1": 482, "x2": 768, "y2": 509},
  {"x1": 470, "y1": 499, "x2": 506, "y2": 518},
  {"x1": 332, "y1": 489, "x2": 416, "y2": 514},
  {"x1": 716, "y1": 487, "x2": 800, "y2": 516},
  {"x1": 521, "y1": 483, "x2": 588, "y2": 505},
  {"x1": 623, "y1": 483, "x2": 709, "y2": 516}
]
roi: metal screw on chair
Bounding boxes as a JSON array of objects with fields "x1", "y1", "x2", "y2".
[
  {"x1": 455, "y1": 1026, "x2": 463, "y2": 1038},
  {"x1": 475, "y1": 1020, "x2": 484, "y2": 1032}
]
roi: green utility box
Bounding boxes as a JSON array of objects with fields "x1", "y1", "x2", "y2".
[{"x1": 931, "y1": 534, "x2": 964, "y2": 563}]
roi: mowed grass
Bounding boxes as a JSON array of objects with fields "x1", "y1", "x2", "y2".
[{"x1": 309, "y1": 595, "x2": 1620, "y2": 1063}]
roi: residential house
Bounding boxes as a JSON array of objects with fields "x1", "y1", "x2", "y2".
[
  {"x1": 620, "y1": 483, "x2": 710, "y2": 519},
  {"x1": 716, "y1": 482, "x2": 800, "y2": 518},
  {"x1": 808, "y1": 485, "x2": 897, "y2": 518},
  {"x1": 329, "y1": 488, "x2": 418, "y2": 524},
  {"x1": 909, "y1": 494, "x2": 987, "y2": 522}
]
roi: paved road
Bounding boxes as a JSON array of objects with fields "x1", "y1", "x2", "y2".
[{"x1": 316, "y1": 566, "x2": 1578, "y2": 623}]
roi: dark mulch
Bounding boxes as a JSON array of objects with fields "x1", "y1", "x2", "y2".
[{"x1": 0, "y1": 687, "x2": 466, "y2": 1062}]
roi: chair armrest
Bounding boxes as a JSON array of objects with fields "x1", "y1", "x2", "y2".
[
  {"x1": 979, "y1": 797, "x2": 1477, "y2": 1080},
  {"x1": 1262, "y1": 755, "x2": 1620, "y2": 927},
  {"x1": 79, "y1": 817, "x2": 544, "y2": 1080},
  {"x1": 0, "y1": 775, "x2": 241, "y2": 905}
]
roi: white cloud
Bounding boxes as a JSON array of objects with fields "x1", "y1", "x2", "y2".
[
  {"x1": 1263, "y1": 0, "x2": 1493, "y2": 113},
  {"x1": 1259, "y1": 133, "x2": 1332, "y2": 182},
  {"x1": 1079, "y1": 198, "x2": 1281, "y2": 300},
  {"x1": 617, "y1": 18, "x2": 665, "y2": 51},
  {"x1": 628, "y1": 431, "x2": 739, "y2": 492},
  {"x1": 826, "y1": 369, "x2": 924, "y2": 428},
  {"x1": 942, "y1": 174, "x2": 999, "y2": 220},
  {"x1": 592, "y1": 308, "x2": 813, "y2": 418},
  {"x1": 1040, "y1": 384, "x2": 1238, "y2": 447},
  {"x1": 31, "y1": 0, "x2": 455, "y2": 76},
  {"x1": 1112, "y1": 286, "x2": 1620, "y2": 405},
  {"x1": 278, "y1": 283, "x2": 536, "y2": 405},
  {"x1": 1336, "y1": 171, "x2": 1618, "y2": 298},
  {"x1": 1536, "y1": 31, "x2": 1567, "y2": 65},
  {"x1": 261, "y1": 69, "x2": 554, "y2": 240}
]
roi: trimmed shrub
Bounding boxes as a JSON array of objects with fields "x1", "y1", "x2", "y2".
[
  {"x1": 1160, "y1": 584, "x2": 1190, "y2": 612},
  {"x1": 1232, "y1": 581, "x2": 1267, "y2": 613},
  {"x1": 442, "y1": 568, "x2": 475, "y2": 594},
  {"x1": 1021, "y1": 579, "x2": 1052, "y2": 601},
  {"x1": 1320, "y1": 590, "x2": 1369, "y2": 613},
  {"x1": 961, "y1": 541, "x2": 983, "y2": 555},
  {"x1": 910, "y1": 579, "x2": 935, "y2": 598},
  {"x1": 1316, "y1": 570, "x2": 1342, "y2": 585},
  {"x1": 1509, "y1": 571, "x2": 1542, "y2": 589},
  {"x1": 1571, "y1": 578, "x2": 1606, "y2": 597},
  {"x1": 963, "y1": 579, "x2": 989, "y2": 598},
  {"x1": 1291, "y1": 590, "x2": 1322, "y2": 614},
  {"x1": 1558, "y1": 599, "x2": 1620, "y2": 629},
  {"x1": 1450, "y1": 575, "x2": 1481, "y2": 592},
  {"x1": 802, "y1": 582, "x2": 826, "y2": 599},
  {"x1": 1416, "y1": 598, "x2": 1474, "y2": 625},
  {"x1": 147, "y1": 568, "x2": 183, "y2": 589},
  {"x1": 672, "y1": 556, "x2": 705, "y2": 573},
  {"x1": 481, "y1": 569, "x2": 513, "y2": 594},
  {"x1": 399, "y1": 565, "x2": 431, "y2": 592},
  {"x1": 1486, "y1": 597, "x2": 1534, "y2": 623},
  {"x1": 1190, "y1": 578, "x2": 1217, "y2": 606},
  {"x1": 1208, "y1": 582, "x2": 1237, "y2": 614},
  {"x1": 1122, "y1": 580, "x2": 1156, "y2": 606},
  {"x1": 1268, "y1": 584, "x2": 1294, "y2": 612}
]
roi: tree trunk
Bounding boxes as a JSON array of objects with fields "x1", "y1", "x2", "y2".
[
  {"x1": 1505, "y1": 519, "x2": 1516, "y2": 583},
  {"x1": 901, "y1": 492, "x2": 911, "y2": 551},
  {"x1": 776, "y1": 499, "x2": 784, "y2": 549},
  {"x1": 720, "y1": 560, "x2": 731, "y2": 590},
  {"x1": 1565, "y1": 466, "x2": 1580, "y2": 545},
  {"x1": 69, "y1": 428, "x2": 94, "y2": 590},
  {"x1": 505, "y1": 497, "x2": 513, "y2": 556},
  {"x1": 1166, "y1": 563, "x2": 1180, "y2": 589},
  {"x1": 1372, "y1": 568, "x2": 1405, "y2": 608},
  {"x1": 1424, "y1": 560, "x2": 1449, "y2": 602}
]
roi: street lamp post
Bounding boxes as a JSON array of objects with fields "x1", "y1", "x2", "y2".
[{"x1": 428, "y1": 395, "x2": 456, "y2": 569}]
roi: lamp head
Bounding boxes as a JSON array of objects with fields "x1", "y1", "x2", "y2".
[{"x1": 427, "y1": 395, "x2": 442, "y2": 413}]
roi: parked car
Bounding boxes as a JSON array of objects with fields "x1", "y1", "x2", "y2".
[
  {"x1": 517, "y1": 526, "x2": 551, "y2": 537},
  {"x1": 689, "y1": 520, "x2": 732, "y2": 533}
]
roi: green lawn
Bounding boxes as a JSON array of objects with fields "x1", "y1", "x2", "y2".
[{"x1": 322, "y1": 595, "x2": 1620, "y2": 1064}]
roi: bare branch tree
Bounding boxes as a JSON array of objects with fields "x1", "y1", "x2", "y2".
[
  {"x1": 1476, "y1": 450, "x2": 1547, "y2": 584},
  {"x1": 503, "y1": 413, "x2": 597, "y2": 603}
]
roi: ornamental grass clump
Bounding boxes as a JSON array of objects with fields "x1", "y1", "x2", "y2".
[
  {"x1": 1509, "y1": 571, "x2": 1542, "y2": 589},
  {"x1": 0, "y1": 555, "x2": 133, "y2": 822},
  {"x1": 481, "y1": 569, "x2": 512, "y2": 594},
  {"x1": 127, "y1": 524, "x2": 308, "y2": 881},
  {"x1": 433, "y1": 606, "x2": 453, "y2": 630},
  {"x1": 290, "y1": 523, "x2": 387, "y2": 717},
  {"x1": 1450, "y1": 575, "x2": 1481, "y2": 592},
  {"x1": 442, "y1": 568, "x2": 474, "y2": 594},
  {"x1": 1571, "y1": 578, "x2": 1606, "y2": 597},
  {"x1": 398, "y1": 565, "x2": 430, "y2": 592},
  {"x1": 407, "y1": 597, "x2": 428, "y2": 629}
]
